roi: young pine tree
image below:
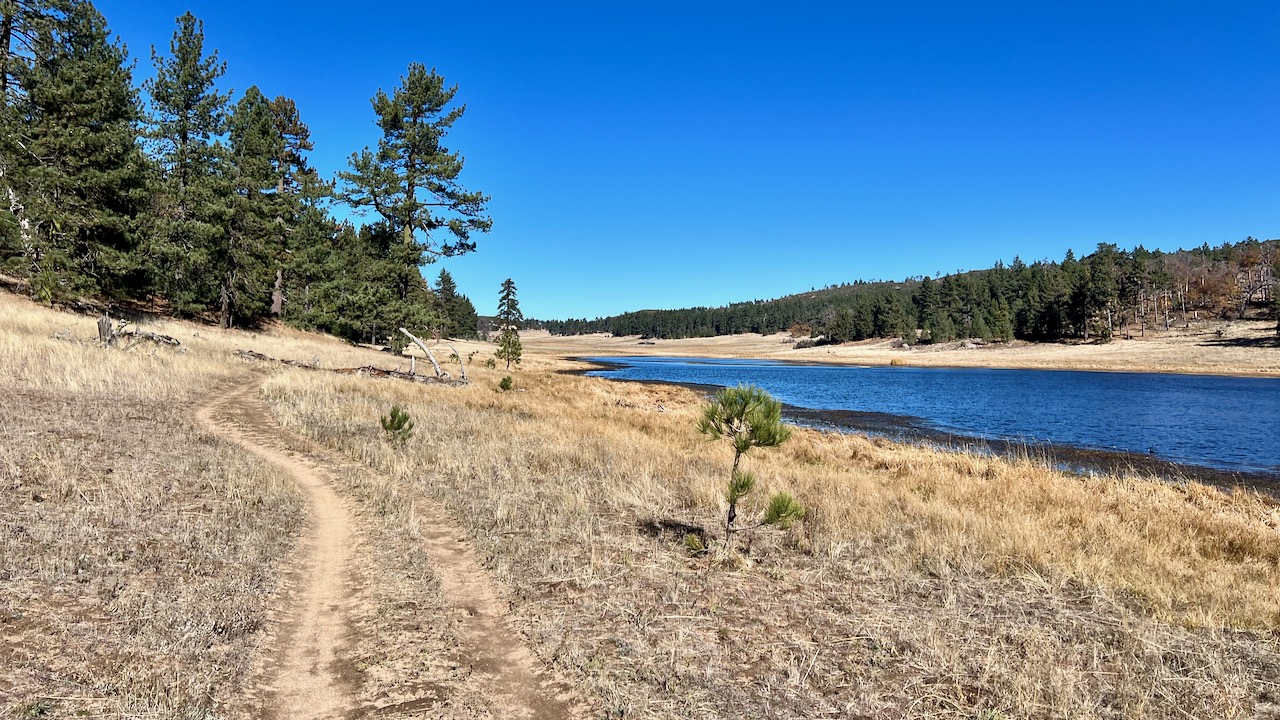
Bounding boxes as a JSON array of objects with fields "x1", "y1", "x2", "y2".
[
  {"x1": 697, "y1": 385, "x2": 803, "y2": 554},
  {"x1": 495, "y1": 277, "x2": 522, "y2": 369}
]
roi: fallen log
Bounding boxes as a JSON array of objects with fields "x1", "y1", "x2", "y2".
[
  {"x1": 235, "y1": 349, "x2": 466, "y2": 386},
  {"x1": 121, "y1": 329, "x2": 181, "y2": 347}
]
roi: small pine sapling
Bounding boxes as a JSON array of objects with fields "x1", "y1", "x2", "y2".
[
  {"x1": 697, "y1": 385, "x2": 804, "y2": 553},
  {"x1": 498, "y1": 375, "x2": 514, "y2": 392},
  {"x1": 380, "y1": 405, "x2": 414, "y2": 445}
]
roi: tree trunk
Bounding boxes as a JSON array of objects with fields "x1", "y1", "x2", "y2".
[
  {"x1": 220, "y1": 275, "x2": 233, "y2": 329},
  {"x1": 0, "y1": 11, "x2": 13, "y2": 106},
  {"x1": 271, "y1": 267, "x2": 284, "y2": 315}
]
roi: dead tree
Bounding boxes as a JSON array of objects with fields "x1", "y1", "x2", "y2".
[{"x1": 399, "y1": 327, "x2": 447, "y2": 380}]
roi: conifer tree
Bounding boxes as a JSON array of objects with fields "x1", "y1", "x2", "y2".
[
  {"x1": 339, "y1": 63, "x2": 491, "y2": 257},
  {"x1": 220, "y1": 85, "x2": 282, "y2": 326},
  {"x1": 697, "y1": 385, "x2": 803, "y2": 554},
  {"x1": 436, "y1": 268, "x2": 478, "y2": 338},
  {"x1": 143, "y1": 10, "x2": 231, "y2": 315},
  {"x1": 0, "y1": 0, "x2": 148, "y2": 302},
  {"x1": 266, "y1": 93, "x2": 315, "y2": 315},
  {"x1": 495, "y1": 277, "x2": 522, "y2": 369}
]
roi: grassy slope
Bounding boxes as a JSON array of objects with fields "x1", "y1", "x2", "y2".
[{"x1": 3, "y1": 291, "x2": 1279, "y2": 719}]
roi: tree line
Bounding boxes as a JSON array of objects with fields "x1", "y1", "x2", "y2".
[
  {"x1": 0, "y1": 1, "x2": 486, "y2": 346},
  {"x1": 545, "y1": 239, "x2": 1280, "y2": 343}
]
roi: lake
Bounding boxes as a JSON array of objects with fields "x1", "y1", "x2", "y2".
[{"x1": 584, "y1": 356, "x2": 1280, "y2": 476}]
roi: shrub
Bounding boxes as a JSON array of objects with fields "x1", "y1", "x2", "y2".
[{"x1": 498, "y1": 375, "x2": 514, "y2": 392}]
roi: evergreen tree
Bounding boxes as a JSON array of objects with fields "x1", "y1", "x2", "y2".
[
  {"x1": 221, "y1": 85, "x2": 282, "y2": 327},
  {"x1": 0, "y1": 0, "x2": 148, "y2": 302},
  {"x1": 495, "y1": 277, "x2": 522, "y2": 369},
  {"x1": 435, "y1": 267, "x2": 477, "y2": 338},
  {"x1": 266, "y1": 93, "x2": 315, "y2": 315},
  {"x1": 339, "y1": 62, "x2": 490, "y2": 258},
  {"x1": 143, "y1": 10, "x2": 231, "y2": 315}
]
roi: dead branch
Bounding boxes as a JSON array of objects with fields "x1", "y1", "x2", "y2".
[
  {"x1": 444, "y1": 343, "x2": 468, "y2": 382},
  {"x1": 398, "y1": 327, "x2": 448, "y2": 380}
]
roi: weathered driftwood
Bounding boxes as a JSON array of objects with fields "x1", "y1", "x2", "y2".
[
  {"x1": 97, "y1": 315, "x2": 116, "y2": 345},
  {"x1": 398, "y1": 327, "x2": 447, "y2": 379},
  {"x1": 444, "y1": 343, "x2": 468, "y2": 382},
  {"x1": 121, "y1": 329, "x2": 181, "y2": 347},
  {"x1": 234, "y1": 349, "x2": 466, "y2": 386},
  {"x1": 97, "y1": 315, "x2": 179, "y2": 349}
]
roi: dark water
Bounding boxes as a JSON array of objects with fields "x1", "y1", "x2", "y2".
[{"x1": 585, "y1": 356, "x2": 1280, "y2": 476}]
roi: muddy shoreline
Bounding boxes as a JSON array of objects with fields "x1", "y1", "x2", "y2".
[{"x1": 568, "y1": 357, "x2": 1280, "y2": 499}]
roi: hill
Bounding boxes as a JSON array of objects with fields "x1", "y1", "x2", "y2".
[{"x1": 544, "y1": 239, "x2": 1280, "y2": 343}]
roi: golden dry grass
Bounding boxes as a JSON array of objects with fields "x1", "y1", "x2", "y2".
[
  {"x1": 0, "y1": 294, "x2": 307, "y2": 717},
  {"x1": 260, "y1": 357, "x2": 1280, "y2": 718},
  {"x1": 4, "y1": 290, "x2": 1280, "y2": 718}
]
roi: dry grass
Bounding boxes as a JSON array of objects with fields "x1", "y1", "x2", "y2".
[
  {"x1": 0, "y1": 293, "x2": 308, "y2": 717},
  {"x1": 260, "y1": 361, "x2": 1280, "y2": 718},
  {"x1": 4, "y1": 289, "x2": 1279, "y2": 718}
]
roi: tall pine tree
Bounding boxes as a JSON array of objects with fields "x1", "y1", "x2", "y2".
[
  {"x1": 143, "y1": 10, "x2": 231, "y2": 315},
  {"x1": 436, "y1": 268, "x2": 477, "y2": 339},
  {"x1": 221, "y1": 85, "x2": 281, "y2": 327},
  {"x1": 337, "y1": 63, "x2": 488, "y2": 344}
]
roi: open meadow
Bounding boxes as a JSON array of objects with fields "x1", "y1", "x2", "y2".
[{"x1": 3, "y1": 291, "x2": 1279, "y2": 719}]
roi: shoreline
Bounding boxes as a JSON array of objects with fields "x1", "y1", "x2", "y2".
[
  {"x1": 567, "y1": 356, "x2": 1280, "y2": 499},
  {"x1": 526, "y1": 323, "x2": 1280, "y2": 379}
]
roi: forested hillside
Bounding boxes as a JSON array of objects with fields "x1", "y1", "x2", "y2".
[
  {"x1": 545, "y1": 239, "x2": 1280, "y2": 343},
  {"x1": 0, "y1": 1, "x2": 484, "y2": 345}
]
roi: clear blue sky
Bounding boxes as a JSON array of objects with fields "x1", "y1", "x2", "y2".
[{"x1": 95, "y1": 1, "x2": 1280, "y2": 320}]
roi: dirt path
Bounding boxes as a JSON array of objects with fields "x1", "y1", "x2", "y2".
[
  {"x1": 197, "y1": 379, "x2": 586, "y2": 719},
  {"x1": 197, "y1": 379, "x2": 362, "y2": 719}
]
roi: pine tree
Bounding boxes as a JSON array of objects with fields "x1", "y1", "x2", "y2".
[
  {"x1": 0, "y1": 0, "x2": 149, "y2": 302},
  {"x1": 143, "y1": 10, "x2": 231, "y2": 315},
  {"x1": 696, "y1": 385, "x2": 802, "y2": 554},
  {"x1": 435, "y1": 268, "x2": 478, "y2": 338},
  {"x1": 495, "y1": 277, "x2": 522, "y2": 369},
  {"x1": 266, "y1": 93, "x2": 315, "y2": 315},
  {"x1": 339, "y1": 63, "x2": 491, "y2": 257},
  {"x1": 220, "y1": 85, "x2": 282, "y2": 327}
]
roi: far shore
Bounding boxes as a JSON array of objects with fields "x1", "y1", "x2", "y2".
[{"x1": 521, "y1": 319, "x2": 1280, "y2": 378}]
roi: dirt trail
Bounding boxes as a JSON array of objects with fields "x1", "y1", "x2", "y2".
[
  {"x1": 197, "y1": 379, "x2": 586, "y2": 719},
  {"x1": 197, "y1": 380, "x2": 362, "y2": 719}
]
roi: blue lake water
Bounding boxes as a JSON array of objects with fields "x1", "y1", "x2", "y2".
[{"x1": 585, "y1": 356, "x2": 1280, "y2": 475}]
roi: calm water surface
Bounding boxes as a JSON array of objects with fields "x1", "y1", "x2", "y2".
[{"x1": 585, "y1": 356, "x2": 1280, "y2": 475}]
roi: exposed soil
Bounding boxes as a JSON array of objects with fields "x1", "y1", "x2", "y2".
[{"x1": 196, "y1": 379, "x2": 586, "y2": 719}]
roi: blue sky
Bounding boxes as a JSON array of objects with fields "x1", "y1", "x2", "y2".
[{"x1": 95, "y1": 1, "x2": 1280, "y2": 320}]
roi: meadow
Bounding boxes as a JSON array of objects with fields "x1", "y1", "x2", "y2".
[{"x1": 2, "y1": 291, "x2": 1278, "y2": 718}]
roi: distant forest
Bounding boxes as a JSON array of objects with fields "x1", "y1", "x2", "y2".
[
  {"x1": 0, "y1": 2, "x2": 484, "y2": 347},
  {"x1": 543, "y1": 239, "x2": 1280, "y2": 343}
]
